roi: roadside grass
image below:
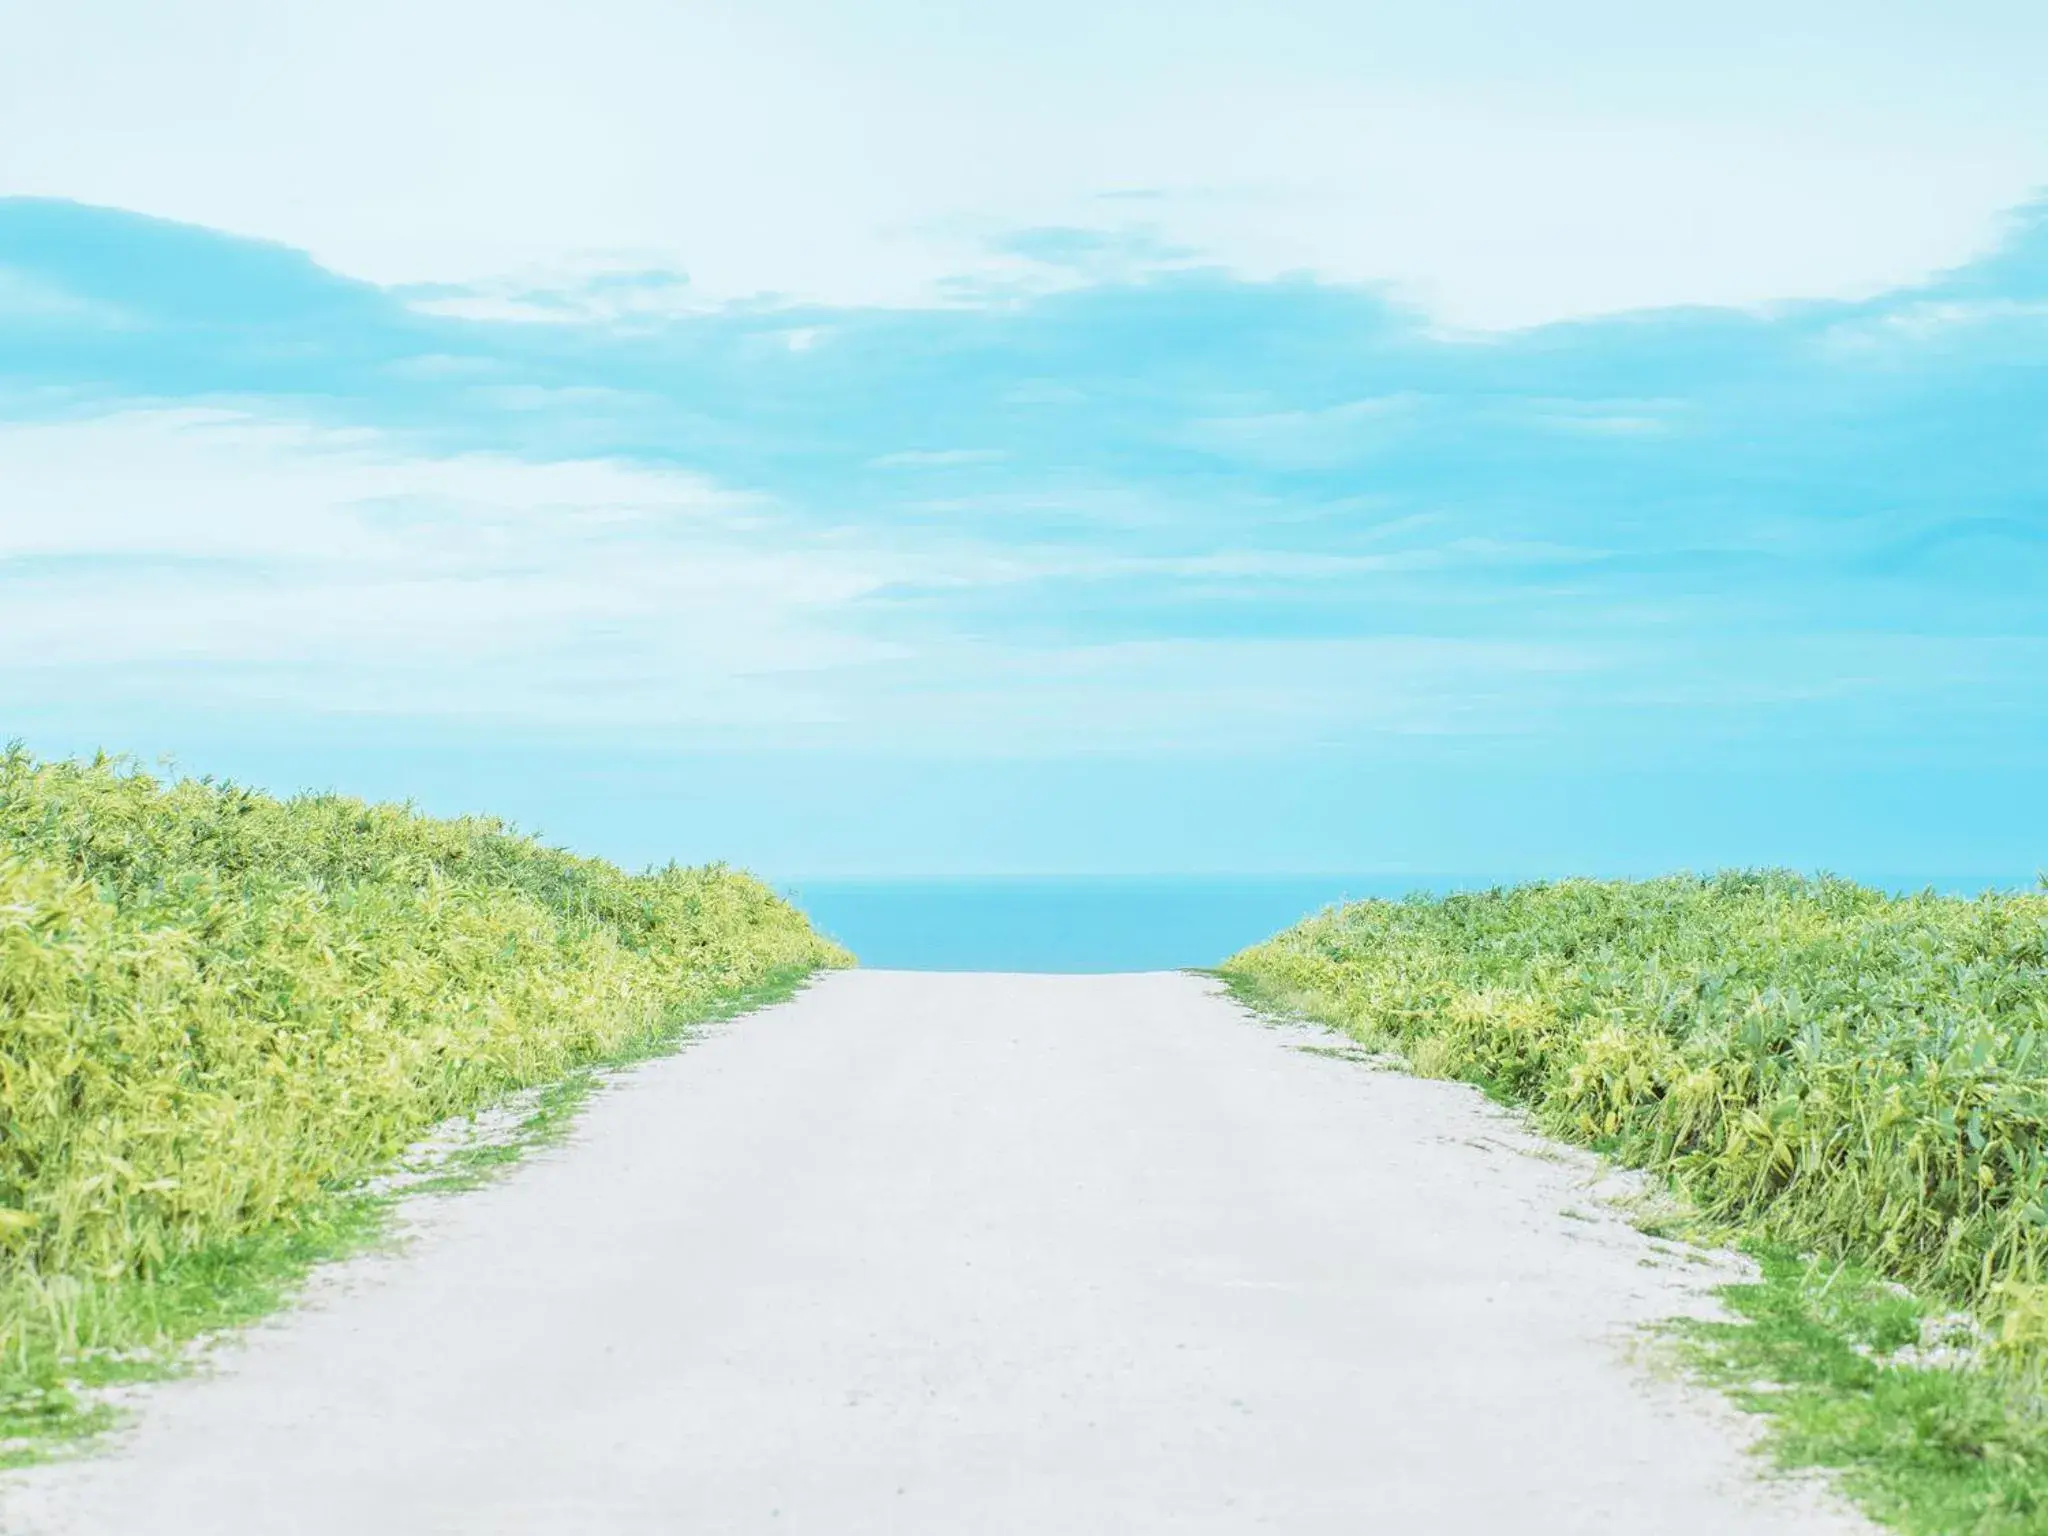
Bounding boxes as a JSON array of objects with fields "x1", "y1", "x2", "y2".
[
  {"x1": 1676, "y1": 1248, "x2": 2048, "y2": 1534},
  {"x1": 0, "y1": 1192, "x2": 389, "y2": 1462},
  {"x1": 0, "y1": 965, "x2": 817, "y2": 1466},
  {"x1": 0, "y1": 749, "x2": 849, "y2": 1462},
  {"x1": 1220, "y1": 872, "x2": 2048, "y2": 1532}
]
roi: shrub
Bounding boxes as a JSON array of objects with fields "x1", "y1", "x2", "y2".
[
  {"x1": 1225, "y1": 872, "x2": 2048, "y2": 1346},
  {"x1": 0, "y1": 747, "x2": 848, "y2": 1382}
]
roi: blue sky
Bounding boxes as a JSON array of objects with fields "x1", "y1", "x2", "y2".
[{"x1": 3, "y1": 2, "x2": 2046, "y2": 880}]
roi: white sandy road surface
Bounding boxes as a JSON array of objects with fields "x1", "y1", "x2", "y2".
[{"x1": 0, "y1": 971, "x2": 1873, "y2": 1534}]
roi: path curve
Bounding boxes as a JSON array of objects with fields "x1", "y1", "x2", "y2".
[{"x1": 0, "y1": 971, "x2": 1870, "y2": 1534}]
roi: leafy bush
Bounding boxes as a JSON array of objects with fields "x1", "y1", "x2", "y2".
[
  {"x1": 0, "y1": 747, "x2": 847, "y2": 1385},
  {"x1": 1225, "y1": 872, "x2": 2048, "y2": 1347}
]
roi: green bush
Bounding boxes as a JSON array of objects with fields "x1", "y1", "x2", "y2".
[
  {"x1": 1224, "y1": 872, "x2": 2048, "y2": 1351},
  {"x1": 0, "y1": 747, "x2": 848, "y2": 1384}
]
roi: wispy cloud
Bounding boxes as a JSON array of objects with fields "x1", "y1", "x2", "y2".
[{"x1": 2, "y1": 194, "x2": 2046, "y2": 763}]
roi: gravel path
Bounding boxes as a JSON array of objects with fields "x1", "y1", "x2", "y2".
[{"x1": 0, "y1": 971, "x2": 1872, "y2": 1534}]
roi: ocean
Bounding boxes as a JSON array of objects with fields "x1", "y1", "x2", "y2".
[{"x1": 777, "y1": 873, "x2": 2039, "y2": 973}]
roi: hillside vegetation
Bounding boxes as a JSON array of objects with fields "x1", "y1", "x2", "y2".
[
  {"x1": 0, "y1": 748, "x2": 848, "y2": 1441},
  {"x1": 1225, "y1": 872, "x2": 2048, "y2": 1529},
  {"x1": 1228, "y1": 874, "x2": 2048, "y2": 1324}
]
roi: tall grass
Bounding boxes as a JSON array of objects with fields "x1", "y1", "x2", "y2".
[
  {"x1": 0, "y1": 747, "x2": 848, "y2": 1431},
  {"x1": 1224, "y1": 873, "x2": 2048, "y2": 1351}
]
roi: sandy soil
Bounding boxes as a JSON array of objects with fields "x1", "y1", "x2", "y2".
[{"x1": 0, "y1": 970, "x2": 1873, "y2": 1534}]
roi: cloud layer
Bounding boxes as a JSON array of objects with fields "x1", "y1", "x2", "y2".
[{"x1": 2, "y1": 196, "x2": 2045, "y2": 774}]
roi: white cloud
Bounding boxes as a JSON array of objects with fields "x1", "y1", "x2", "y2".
[
  {"x1": 3, "y1": 1, "x2": 2042, "y2": 328},
  {"x1": 0, "y1": 411, "x2": 906, "y2": 731},
  {"x1": 0, "y1": 409, "x2": 1633, "y2": 751}
]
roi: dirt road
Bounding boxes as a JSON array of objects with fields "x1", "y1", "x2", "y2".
[{"x1": 0, "y1": 971, "x2": 1869, "y2": 1533}]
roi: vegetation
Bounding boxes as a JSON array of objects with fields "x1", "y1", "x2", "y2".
[
  {"x1": 0, "y1": 747, "x2": 849, "y2": 1454},
  {"x1": 1679, "y1": 1249, "x2": 2048, "y2": 1532},
  {"x1": 1224, "y1": 871, "x2": 2048, "y2": 1532}
]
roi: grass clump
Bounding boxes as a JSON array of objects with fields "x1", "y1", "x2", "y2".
[
  {"x1": 1680, "y1": 1249, "x2": 2048, "y2": 1533},
  {"x1": 0, "y1": 746, "x2": 849, "y2": 1455},
  {"x1": 1223, "y1": 871, "x2": 2048, "y2": 1529}
]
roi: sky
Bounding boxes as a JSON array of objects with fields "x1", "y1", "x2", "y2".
[{"x1": 2, "y1": 1, "x2": 2046, "y2": 881}]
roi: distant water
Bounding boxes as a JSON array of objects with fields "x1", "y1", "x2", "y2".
[
  {"x1": 781, "y1": 873, "x2": 2039, "y2": 974},
  {"x1": 783, "y1": 876, "x2": 1489, "y2": 973}
]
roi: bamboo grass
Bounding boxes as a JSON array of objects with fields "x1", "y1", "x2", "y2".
[
  {"x1": 1224, "y1": 872, "x2": 2048, "y2": 1356},
  {"x1": 0, "y1": 746, "x2": 848, "y2": 1405}
]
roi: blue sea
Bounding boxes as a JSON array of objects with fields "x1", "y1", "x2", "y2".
[{"x1": 778, "y1": 874, "x2": 2039, "y2": 973}]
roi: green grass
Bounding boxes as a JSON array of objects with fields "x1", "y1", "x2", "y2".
[
  {"x1": 0, "y1": 747, "x2": 850, "y2": 1458},
  {"x1": 1222, "y1": 871, "x2": 2048, "y2": 1531},
  {"x1": 1677, "y1": 1249, "x2": 2048, "y2": 1533}
]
